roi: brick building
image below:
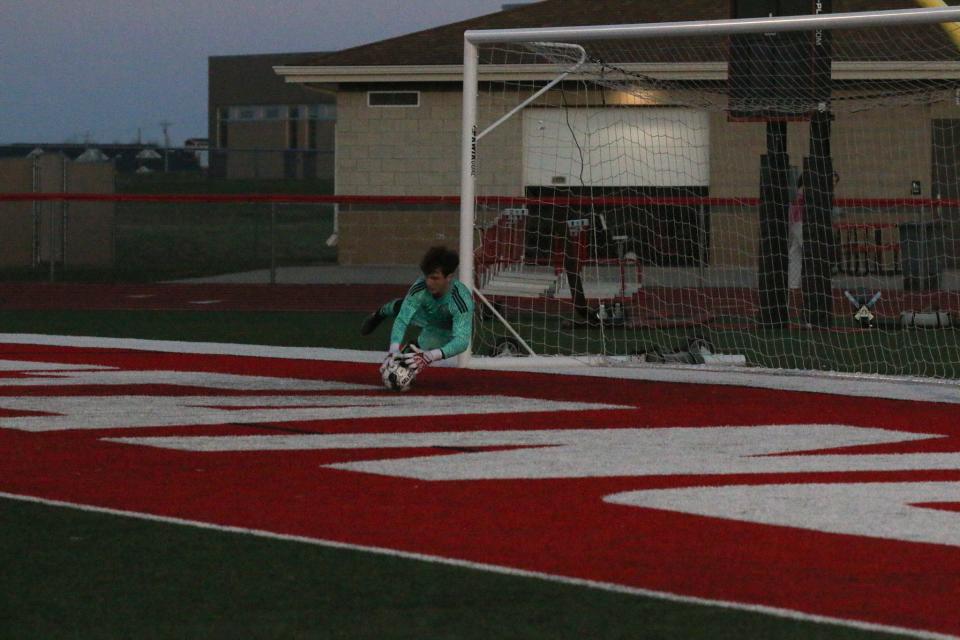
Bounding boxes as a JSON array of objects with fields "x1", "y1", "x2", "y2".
[
  {"x1": 208, "y1": 52, "x2": 335, "y2": 181},
  {"x1": 271, "y1": 0, "x2": 960, "y2": 269}
]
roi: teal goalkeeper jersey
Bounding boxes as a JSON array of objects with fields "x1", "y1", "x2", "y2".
[{"x1": 390, "y1": 277, "x2": 474, "y2": 359}]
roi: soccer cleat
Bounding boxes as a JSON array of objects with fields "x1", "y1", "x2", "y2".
[{"x1": 360, "y1": 311, "x2": 385, "y2": 336}]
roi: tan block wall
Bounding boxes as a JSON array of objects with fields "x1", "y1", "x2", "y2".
[
  {"x1": 709, "y1": 100, "x2": 933, "y2": 200},
  {"x1": 0, "y1": 155, "x2": 114, "y2": 268},
  {"x1": 337, "y1": 207, "x2": 459, "y2": 266},
  {"x1": 336, "y1": 86, "x2": 947, "y2": 267},
  {"x1": 336, "y1": 89, "x2": 523, "y2": 263},
  {"x1": 0, "y1": 159, "x2": 37, "y2": 267},
  {"x1": 337, "y1": 91, "x2": 461, "y2": 197},
  {"x1": 709, "y1": 113, "x2": 766, "y2": 200},
  {"x1": 336, "y1": 88, "x2": 529, "y2": 196},
  {"x1": 710, "y1": 208, "x2": 758, "y2": 269},
  {"x1": 477, "y1": 106, "x2": 524, "y2": 196},
  {"x1": 65, "y1": 163, "x2": 115, "y2": 267},
  {"x1": 708, "y1": 103, "x2": 936, "y2": 267},
  {"x1": 831, "y1": 106, "x2": 930, "y2": 200}
]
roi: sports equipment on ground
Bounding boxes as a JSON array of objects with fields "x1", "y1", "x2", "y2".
[
  {"x1": 458, "y1": 6, "x2": 960, "y2": 379},
  {"x1": 381, "y1": 355, "x2": 416, "y2": 392}
]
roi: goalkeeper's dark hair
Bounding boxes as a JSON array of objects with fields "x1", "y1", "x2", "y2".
[{"x1": 420, "y1": 246, "x2": 459, "y2": 276}]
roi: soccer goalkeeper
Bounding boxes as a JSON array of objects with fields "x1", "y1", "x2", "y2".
[{"x1": 361, "y1": 246, "x2": 474, "y2": 376}]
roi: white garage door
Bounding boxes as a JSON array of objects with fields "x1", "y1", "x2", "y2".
[{"x1": 522, "y1": 107, "x2": 710, "y2": 188}]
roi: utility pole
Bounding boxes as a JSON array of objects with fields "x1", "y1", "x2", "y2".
[{"x1": 159, "y1": 120, "x2": 173, "y2": 172}]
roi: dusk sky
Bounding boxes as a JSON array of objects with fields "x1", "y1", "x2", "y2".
[{"x1": 0, "y1": 1, "x2": 511, "y2": 146}]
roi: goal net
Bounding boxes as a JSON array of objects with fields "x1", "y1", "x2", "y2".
[{"x1": 461, "y1": 7, "x2": 960, "y2": 379}]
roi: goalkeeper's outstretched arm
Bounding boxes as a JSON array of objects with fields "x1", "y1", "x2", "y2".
[{"x1": 388, "y1": 280, "x2": 425, "y2": 353}]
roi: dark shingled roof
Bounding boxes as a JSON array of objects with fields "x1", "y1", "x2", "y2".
[{"x1": 307, "y1": 0, "x2": 956, "y2": 67}]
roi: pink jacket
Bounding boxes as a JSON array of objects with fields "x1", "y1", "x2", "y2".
[{"x1": 789, "y1": 189, "x2": 805, "y2": 225}]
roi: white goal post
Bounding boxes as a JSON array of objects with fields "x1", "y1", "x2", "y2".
[{"x1": 459, "y1": 6, "x2": 960, "y2": 378}]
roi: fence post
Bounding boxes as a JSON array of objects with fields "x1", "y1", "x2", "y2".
[
  {"x1": 61, "y1": 158, "x2": 68, "y2": 277},
  {"x1": 49, "y1": 202, "x2": 56, "y2": 283},
  {"x1": 270, "y1": 202, "x2": 277, "y2": 284},
  {"x1": 31, "y1": 157, "x2": 40, "y2": 268}
]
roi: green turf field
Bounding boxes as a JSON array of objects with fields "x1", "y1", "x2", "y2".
[
  {"x1": 485, "y1": 315, "x2": 960, "y2": 378},
  {"x1": 115, "y1": 172, "x2": 334, "y2": 195},
  {"x1": 0, "y1": 498, "x2": 906, "y2": 640},
  {"x1": 0, "y1": 310, "x2": 376, "y2": 349},
  {"x1": 113, "y1": 201, "x2": 337, "y2": 280},
  {"x1": 0, "y1": 310, "x2": 936, "y2": 638},
  {"x1": 4, "y1": 174, "x2": 337, "y2": 283},
  {"x1": 2, "y1": 308, "x2": 956, "y2": 379}
]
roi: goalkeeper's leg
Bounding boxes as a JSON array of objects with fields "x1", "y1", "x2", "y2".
[{"x1": 360, "y1": 299, "x2": 402, "y2": 335}]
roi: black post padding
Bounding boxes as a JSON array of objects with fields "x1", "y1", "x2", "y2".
[
  {"x1": 728, "y1": 0, "x2": 831, "y2": 119},
  {"x1": 564, "y1": 230, "x2": 591, "y2": 321},
  {"x1": 810, "y1": 0, "x2": 833, "y2": 110},
  {"x1": 802, "y1": 110, "x2": 835, "y2": 328},
  {"x1": 759, "y1": 121, "x2": 791, "y2": 326}
]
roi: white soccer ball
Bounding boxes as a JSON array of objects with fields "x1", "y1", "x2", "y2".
[{"x1": 382, "y1": 358, "x2": 416, "y2": 392}]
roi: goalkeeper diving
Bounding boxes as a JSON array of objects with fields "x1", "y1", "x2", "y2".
[{"x1": 360, "y1": 246, "x2": 474, "y2": 387}]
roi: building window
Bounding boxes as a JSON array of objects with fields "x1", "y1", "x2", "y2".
[
  {"x1": 307, "y1": 119, "x2": 317, "y2": 150},
  {"x1": 234, "y1": 106, "x2": 258, "y2": 120},
  {"x1": 217, "y1": 108, "x2": 229, "y2": 147},
  {"x1": 368, "y1": 91, "x2": 420, "y2": 108},
  {"x1": 264, "y1": 106, "x2": 281, "y2": 120},
  {"x1": 288, "y1": 117, "x2": 300, "y2": 149},
  {"x1": 308, "y1": 104, "x2": 336, "y2": 120}
]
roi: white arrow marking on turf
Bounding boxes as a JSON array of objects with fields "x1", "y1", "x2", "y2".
[
  {"x1": 0, "y1": 359, "x2": 377, "y2": 391},
  {"x1": 106, "y1": 425, "x2": 953, "y2": 479},
  {"x1": 0, "y1": 368, "x2": 372, "y2": 391},
  {"x1": 1, "y1": 396, "x2": 623, "y2": 432},
  {"x1": 0, "y1": 360, "x2": 112, "y2": 372},
  {"x1": 605, "y1": 482, "x2": 960, "y2": 547}
]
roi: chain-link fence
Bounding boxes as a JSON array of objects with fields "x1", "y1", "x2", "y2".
[
  {"x1": 0, "y1": 196, "x2": 337, "y2": 283},
  {"x1": 0, "y1": 149, "x2": 340, "y2": 282}
]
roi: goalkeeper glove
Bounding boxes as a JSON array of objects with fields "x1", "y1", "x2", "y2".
[
  {"x1": 380, "y1": 343, "x2": 403, "y2": 374},
  {"x1": 402, "y1": 345, "x2": 443, "y2": 372}
]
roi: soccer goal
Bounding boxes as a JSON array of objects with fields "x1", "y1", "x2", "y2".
[{"x1": 459, "y1": 6, "x2": 960, "y2": 379}]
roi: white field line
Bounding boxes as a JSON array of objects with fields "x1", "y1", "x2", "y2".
[
  {"x1": 0, "y1": 333, "x2": 958, "y2": 404},
  {"x1": 1, "y1": 491, "x2": 953, "y2": 640},
  {"x1": 0, "y1": 333, "x2": 384, "y2": 364}
]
